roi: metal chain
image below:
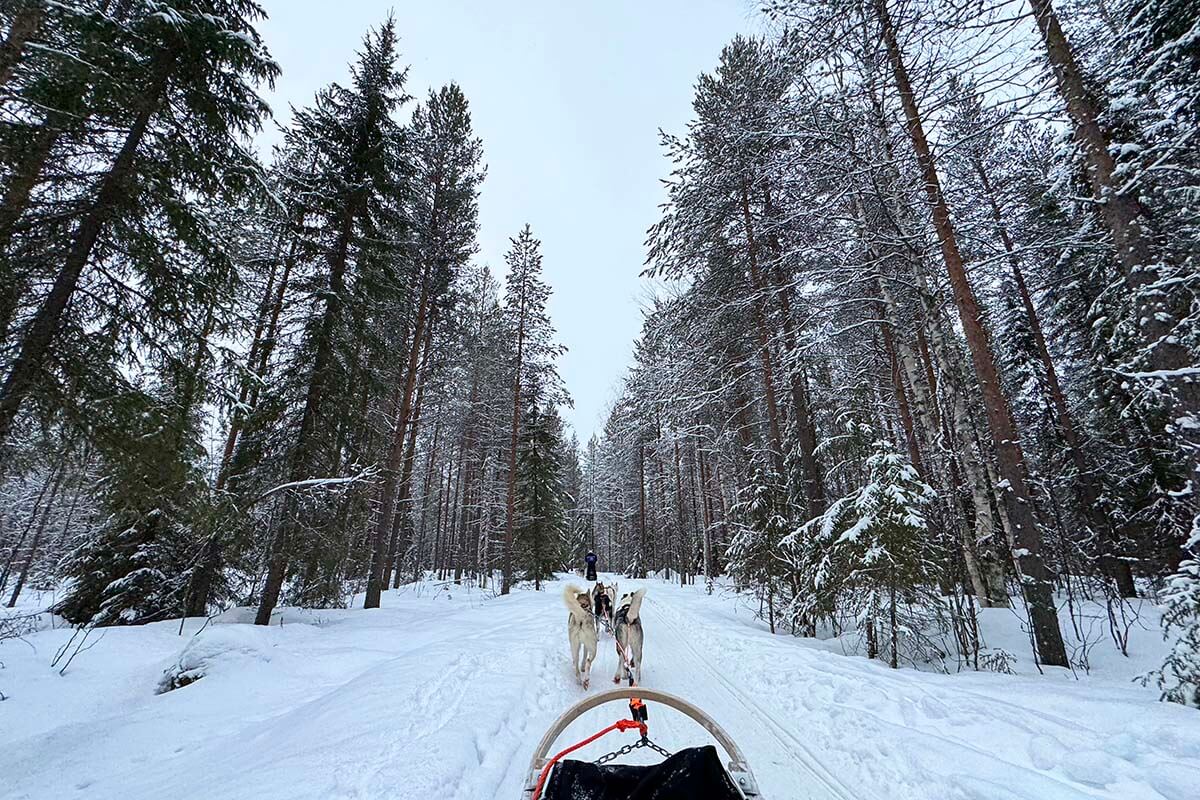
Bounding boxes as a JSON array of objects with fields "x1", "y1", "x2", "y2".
[
  {"x1": 643, "y1": 738, "x2": 673, "y2": 760},
  {"x1": 594, "y1": 736, "x2": 673, "y2": 766},
  {"x1": 595, "y1": 741, "x2": 640, "y2": 766}
]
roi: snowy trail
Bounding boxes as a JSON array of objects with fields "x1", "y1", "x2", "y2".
[
  {"x1": 3, "y1": 577, "x2": 1200, "y2": 799},
  {"x1": 637, "y1": 582, "x2": 1200, "y2": 800},
  {"x1": 644, "y1": 594, "x2": 855, "y2": 800}
]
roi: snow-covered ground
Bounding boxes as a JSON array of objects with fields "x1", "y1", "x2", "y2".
[{"x1": 2, "y1": 577, "x2": 1198, "y2": 800}]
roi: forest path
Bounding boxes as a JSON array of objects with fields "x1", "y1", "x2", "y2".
[
  {"x1": 638, "y1": 589, "x2": 851, "y2": 800},
  {"x1": 2, "y1": 576, "x2": 1199, "y2": 799}
]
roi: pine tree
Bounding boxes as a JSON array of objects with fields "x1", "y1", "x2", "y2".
[{"x1": 365, "y1": 82, "x2": 483, "y2": 607}]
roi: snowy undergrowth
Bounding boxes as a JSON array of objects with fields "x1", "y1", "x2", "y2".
[
  {"x1": 1, "y1": 574, "x2": 1198, "y2": 800},
  {"x1": 800, "y1": 591, "x2": 1167, "y2": 680}
]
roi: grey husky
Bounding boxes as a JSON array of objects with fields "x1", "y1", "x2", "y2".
[
  {"x1": 563, "y1": 584, "x2": 597, "y2": 689},
  {"x1": 611, "y1": 587, "x2": 646, "y2": 685}
]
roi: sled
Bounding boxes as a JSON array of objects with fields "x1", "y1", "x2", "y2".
[{"x1": 523, "y1": 687, "x2": 762, "y2": 799}]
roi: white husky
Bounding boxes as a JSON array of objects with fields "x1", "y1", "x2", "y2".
[
  {"x1": 563, "y1": 584, "x2": 598, "y2": 689},
  {"x1": 612, "y1": 587, "x2": 646, "y2": 685}
]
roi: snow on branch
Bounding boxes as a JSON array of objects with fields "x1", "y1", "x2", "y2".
[
  {"x1": 249, "y1": 468, "x2": 378, "y2": 507},
  {"x1": 1116, "y1": 367, "x2": 1200, "y2": 381}
]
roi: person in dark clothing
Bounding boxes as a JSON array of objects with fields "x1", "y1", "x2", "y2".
[{"x1": 585, "y1": 551, "x2": 597, "y2": 582}]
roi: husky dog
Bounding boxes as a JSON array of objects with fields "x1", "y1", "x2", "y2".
[
  {"x1": 563, "y1": 584, "x2": 597, "y2": 689},
  {"x1": 612, "y1": 587, "x2": 646, "y2": 685},
  {"x1": 592, "y1": 581, "x2": 617, "y2": 634}
]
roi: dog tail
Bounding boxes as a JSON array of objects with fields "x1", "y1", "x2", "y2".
[
  {"x1": 563, "y1": 583, "x2": 587, "y2": 621},
  {"x1": 626, "y1": 587, "x2": 646, "y2": 622}
]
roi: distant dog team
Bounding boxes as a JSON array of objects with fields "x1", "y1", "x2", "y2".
[
  {"x1": 562, "y1": 580, "x2": 646, "y2": 690},
  {"x1": 592, "y1": 581, "x2": 617, "y2": 633}
]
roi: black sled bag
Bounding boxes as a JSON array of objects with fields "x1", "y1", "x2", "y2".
[{"x1": 540, "y1": 745, "x2": 743, "y2": 800}]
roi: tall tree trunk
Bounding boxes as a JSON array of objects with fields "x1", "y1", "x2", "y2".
[
  {"x1": 739, "y1": 184, "x2": 786, "y2": 478},
  {"x1": 638, "y1": 443, "x2": 647, "y2": 578},
  {"x1": 387, "y1": 321, "x2": 434, "y2": 589},
  {"x1": 1027, "y1": 0, "x2": 1198, "y2": 452},
  {"x1": 686, "y1": 440, "x2": 703, "y2": 583},
  {"x1": 389, "y1": 399, "x2": 424, "y2": 589},
  {"x1": 502, "y1": 290, "x2": 528, "y2": 595},
  {"x1": 365, "y1": 275, "x2": 432, "y2": 608},
  {"x1": 255, "y1": 194, "x2": 357, "y2": 626},
  {"x1": 851, "y1": 194, "x2": 924, "y2": 474},
  {"x1": 763, "y1": 187, "x2": 826, "y2": 513},
  {"x1": 438, "y1": 460, "x2": 455, "y2": 579},
  {"x1": 921, "y1": 277, "x2": 1010, "y2": 608},
  {"x1": 0, "y1": 0, "x2": 137, "y2": 346},
  {"x1": 0, "y1": 3, "x2": 43, "y2": 90},
  {"x1": 699, "y1": 447, "x2": 715, "y2": 580},
  {"x1": 1025, "y1": 0, "x2": 1151, "y2": 279},
  {"x1": 187, "y1": 283, "x2": 267, "y2": 618},
  {"x1": 898, "y1": 310, "x2": 995, "y2": 606},
  {"x1": 974, "y1": 156, "x2": 1136, "y2": 597},
  {"x1": 411, "y1": 414, "x2": 443, "y2": 583},
  {"x1": 873, "y1": 0, "x2": 1065, "y2": 665},
  {"x1": 450, "y1": 366, "x2": 483, "y2": 584},
  {"x1": 451, "y1": 441, "x2": 468, "y2": 584},
  {"x1": 675, "y1": 440, "x2": 688, "y2": 586},
  {"x1": 0, "y1": 52, "x2": 177, "y2": 454},
  {"x1": 880, "y1": 311, "x2": 924, "y2": 474},
  {"x1": 216, "y1": 227, "x2": 299, "y2": 490}
]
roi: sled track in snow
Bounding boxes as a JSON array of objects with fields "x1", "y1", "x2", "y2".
[
  {"x1": 651, "y1": 597, "x2": 1122, "y2": 800},
  {"x1": 649, "y1": 596, "x2": 861, "y2": 800}
]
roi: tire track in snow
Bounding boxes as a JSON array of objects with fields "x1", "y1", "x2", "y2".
[{"x1": 647, "y1": 594, "x2": 858, "y2": 800}]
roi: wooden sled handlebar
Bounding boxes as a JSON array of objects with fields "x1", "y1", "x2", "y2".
[{"x1": 525, "y1": 687, "x2": 760, "y2": 797}]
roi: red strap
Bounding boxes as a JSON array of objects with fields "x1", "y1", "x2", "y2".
[{"x1": 531, "y1": 718, "x2": 647, "y2": 800}]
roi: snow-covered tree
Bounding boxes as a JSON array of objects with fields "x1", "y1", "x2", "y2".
[
  {"x1": 515, "y1": 397, "x2": 568, "y2": 590},
  {"x1": 1148, "y1": 527, "x2": 1200, "y2": 706},
  {"x1": 727, "y1": 468, "x2": 790, "y2": 632},
  {"x1": 500, "y1": 225, "x2": 565, "y2": 593},
  {"x1": 785, "y1": 438, "x2": 942, "y2": 667}
]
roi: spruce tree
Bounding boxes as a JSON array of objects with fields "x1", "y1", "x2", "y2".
[
  {"x1": 500, "y1": 225, "x2": 564, "y2": 593},
  {"x1": 0, "y1": 0, "x2": 278, "y2": 459},
  {"x1": 1148, "y1": 526, "x2": 1200, "y2": 706},
  {"x1": 785, "y1": 438, "x2": 941, "y2": 666},
  {"x1": 56, "y1": 369, "x2": 212, "y2": 625},
  {"x1": 727, "y1": 467, "x2": 790, "y2": 633},
  {"x1": 515, "y1": 396, "x2": 568, "y2": 590},
  {"x1": 252, "y1": 19, "x2": 410, "y2": 625}
]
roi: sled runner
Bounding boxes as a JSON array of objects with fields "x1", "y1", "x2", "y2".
[{"x1": 524, "y1": 687, "x2": 761, "y2": 799}]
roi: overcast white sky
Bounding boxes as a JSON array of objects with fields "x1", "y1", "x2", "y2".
[{"x1": 255, "y1": 0, "x2": 756, "y2": 440}]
